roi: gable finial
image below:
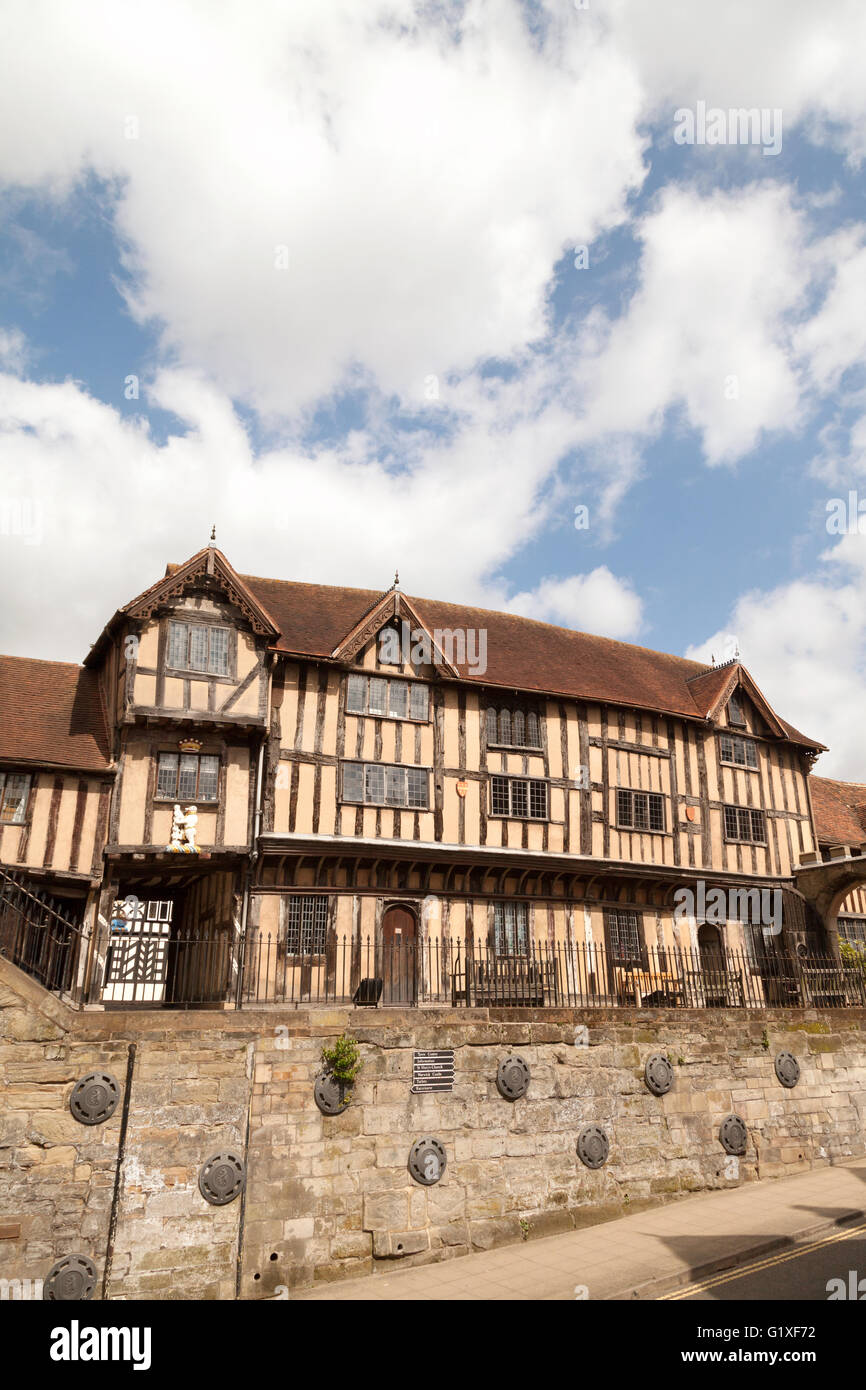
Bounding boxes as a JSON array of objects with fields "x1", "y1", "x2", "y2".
[
  {"x1": 393, "y1": 569, "x2": 400, "y2": 590},
  {"x1": 209, "y1": 525, "x2": 216, "y2": 546}
]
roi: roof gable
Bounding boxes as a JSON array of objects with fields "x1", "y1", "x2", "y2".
[
  {"x1": 687, "y1": 660, "x2": 789, "y2": 739},
  {"x1": 124, "y1": 546, "x2": 279, "y2": 638},
  {"x1": 330, "y1": 586, "x2": 460, "y2": 676}
]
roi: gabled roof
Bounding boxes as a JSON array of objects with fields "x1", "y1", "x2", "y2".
[
  {"x1": 124, "y1": 546, "x2": 279, "y2": 636},
  {"x1": 329, "y1": 585, "x2": 461, "y2": 676},
  {"x1": 75, "y1": 546, "x2": 825, "y2": 750},
  {"x1": 84, "y1": 545, "x2": 280, "y2": 667},
  {"x1": 810, "y1": 776, "x2": 866, "y2": 846},
  {"x1": 0, "y1": 657, "x2": 111, "y2": 773},
  {"x1": 239, "y1": 571, "x2": 823, "y2": 747},
  {"x1": 686, "y1": 660, "x2": 789, "y2": 738}
]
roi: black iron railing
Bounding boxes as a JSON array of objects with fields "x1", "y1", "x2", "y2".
[
  {"x1": 0, "y1": 867, "x2": 88, "y2": 998},
  {"x1": 83, "y1": 930, "x2": 866, "y2": 1011}
]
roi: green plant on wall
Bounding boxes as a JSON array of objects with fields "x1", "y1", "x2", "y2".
[
  {"x1": 321, "y1": 1034, "x2": 363, "y2": 1100},
  {"x1": 840, "y1": 939, "x2": 866, "y2": 985}
]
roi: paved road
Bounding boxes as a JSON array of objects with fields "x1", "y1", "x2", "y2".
[{"x1": 667, "y1": 1221, "x2": 866, "y2": 1301}]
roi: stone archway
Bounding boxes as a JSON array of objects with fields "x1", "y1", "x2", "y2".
[{"x1": 795, "y1": 851, "x2": 866, "y2": 958}]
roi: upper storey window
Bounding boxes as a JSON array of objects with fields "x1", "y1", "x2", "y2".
[
  {"x1": 0, "y1": 771, "x2": 31, "y2": 824},
  {"x1": 719, "y1": 734, "x2": 758, "y2": 769},
  {"x1": 168, "y1": 621, "x2": 230, "y2": 676},
  {"x1": 490, "y1": 774, "x2": 548, "y2": 820},
  {"x1": 485, "y1": 705, "x2": 542, "y2": 749},
  {"x1": 723, "y1": 805, "x2": 766, "y2": 844},
  {"x1": 156, "y1": 752, "x2": 220, "y2": 802},
  {"x1": 727, "y1": 693, "x2": 746, "y2": 726},
  {"x1": 345, "y1": 674, "x2": 428, "y2": 721},
  {"x1": 616, "y1": 789, "x2": 665, "y2": 833}
]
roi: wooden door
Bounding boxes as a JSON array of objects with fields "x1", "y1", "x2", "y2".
[{"x1": 382, "y1": 905, "x2": 417, "y2": 1004}]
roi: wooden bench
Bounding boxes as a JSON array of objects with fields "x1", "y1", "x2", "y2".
[{"x1": 453, "y1": 956, "x2": 558, "y2": 1007}]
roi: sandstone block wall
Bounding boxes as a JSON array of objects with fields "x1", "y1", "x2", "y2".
[{"x1": 2, "y1": 957, "x2": 865, "y2": 1299}]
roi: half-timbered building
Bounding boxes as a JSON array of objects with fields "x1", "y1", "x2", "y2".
[{"x1": 2, "y1": 539, "x2": 864, "y2": 1010}]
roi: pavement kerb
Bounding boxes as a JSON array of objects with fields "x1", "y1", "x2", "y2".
[{"x1": 607, "y1": 1205, "x2": 866, "y2": 1301}]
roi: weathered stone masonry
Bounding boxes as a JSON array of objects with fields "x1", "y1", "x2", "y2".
[{"x1": 2, "y1": 956, "x2": 865, "y2": 1299}]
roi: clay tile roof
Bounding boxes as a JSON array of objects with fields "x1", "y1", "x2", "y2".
[
  {"x1": 0, "y1": 656, "x2": 111, "y2": 773},
  {"x1": 239, "y1": 574, "x2": 823, "y2": 746},
  {"x1": 810, "y1": 776, "x2": 866, "y2": 846}
]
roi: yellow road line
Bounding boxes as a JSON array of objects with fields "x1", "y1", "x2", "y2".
[{"x1": 661, "y1": 1221, "x2": 866, "y2": 1300}]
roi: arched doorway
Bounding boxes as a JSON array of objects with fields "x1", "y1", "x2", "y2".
[{"x1": 382, "y1": 904, "x2": 417, "y2": 1004}]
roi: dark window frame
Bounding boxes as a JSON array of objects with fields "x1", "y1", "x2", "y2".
[
  {"x1": 340, "y1": 760, "x2": 430, "y2": 810},
  {"x1": 345, "y1": 673, "x2": 429, "y2": 723},
  {"x1": 492, "y1": 901, "x2": 529, "y2": 957},
  {"x1": 0, "y1": 769, "x2": 32, "y2": 825},
  {"x1": 838, "y1": 917, "x2": 866, "y2": 953},
  {"x1": 719, "y1": 733, "x2": 759, "y2": 769},
  {"x1": 489, "y1": 774, "x2": 549, "y2": 821},
  {"x1": 484, "y1": 701, "x2": 544, "y2": 750},
  {"x1": 166, "y1": 619, "x2": 233, "y2": 677},
  {"x1": 723, "y1": 803, "x2": 766, "y2": 844},
  {"x1": 605, "y1": 908, "x2": 646, "y2": 967},
  {"x1": 616, "y1": 787, "x2": 666, "y2": 833},
  {"x1": 284, "y1": 894, "x2": 330, "y2": 957},
  {"x1": 727, "y1": 694, "x2": 746, "y2": 727},
  {"x1": 155, "y1": 751, "x2": 221, "y2": 803}
]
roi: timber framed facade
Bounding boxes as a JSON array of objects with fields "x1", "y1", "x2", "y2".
[{"x1": 2, "y1": 540, "x2": 866, "y2": 1011}]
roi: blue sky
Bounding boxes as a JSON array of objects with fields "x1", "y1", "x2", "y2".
[{"x1": 1, "y1": 1, "x2": 866, "y2": 774}]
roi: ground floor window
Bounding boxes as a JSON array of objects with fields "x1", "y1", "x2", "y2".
[
  {"x1": 838, "y1": 917, "x2": 866, "y2": 953},
  {"x1": 606, "y1": 908, "x2": 643, "y2": 965},
  {"x1": 285, "y1": 895, "x2": 329, "y2": 954},
  {"x1": 492, "y1": 901, "x2": 528, "y2": 955}
]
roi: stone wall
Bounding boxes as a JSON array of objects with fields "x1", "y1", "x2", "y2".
[{"x1": 2, "y1": 956, "x2": 865, "y2": 1299}]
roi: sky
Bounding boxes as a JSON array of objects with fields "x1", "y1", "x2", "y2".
[{"x1": 1, "y1": 0, "x2": 865, "y2": 776}]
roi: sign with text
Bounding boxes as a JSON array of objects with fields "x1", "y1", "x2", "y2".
[{"x1": 411, "y1": 1049, "x2": 455, "y2": 1093}]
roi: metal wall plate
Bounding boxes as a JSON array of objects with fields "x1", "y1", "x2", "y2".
[
  {"x1": 199, "y1": 1152, "x2": 245, "y2": 1206},
  {"x1": 644, "y1": 1055, "x2": 674, "y2": 1096},
  {"x1": 43, "y1": 1254, "x2": 97, "y2": 1301},
  {"x1": 496, "y1": 1055, "x2": 531, "y2": 1101},
  {"x1": 774, "y1": 1052, "x2": 801, "y2": 1089},
  {"x1": 408, "y1": 1136, "x2": 447, "y2": 1186},
  {"x1": 719, "y1": 1114, "x2": 748, "y2": 1156},
  {"x1": 577, "y1": 1125, "x2": 609, "y2": 1170},
  {"x1": 69, "y1": 1071, "x2": 120, "y2": 1126},
  {"x1": 314, "y1": 1071, "x2": 349, "y2": 1115}
]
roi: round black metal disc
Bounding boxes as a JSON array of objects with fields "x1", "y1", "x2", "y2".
[
  {"x1": 314, "y1": 1071, "x2": 349, "y2": 1115},
  {"x1": 408, "y1": 1136, "x2": 447, "y2": 1186},
  {"x1": 70, "y1": 1071, "x2": 120, "y2": 1126},
  {"x1": 43, "y1": 1254, "x2": 97, "y2": 1301},
  {"x1": 496, "y1": 1055, "x2": 531, "y2": 1101},
  {"x1": 577, "y1": 1125, "x2": 609, "y2": 1169},
  {"x1": 719, "y1": 1114, "x2": 748, "y2": 1155},
  {"x1": 199, "y1": 1152, "x2": 245, "y2": 1206},
  {"x1": 644, "y1": 1055, "x2": 674, "y2": 1096},
  {"x1": 774, "y1": 1051, "x2": 800, "y2": 1088}
]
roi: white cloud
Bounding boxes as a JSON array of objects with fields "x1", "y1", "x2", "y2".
[
  {"x1": 0, "y1": 364, "x2": 643, "y2": 658},
  {"x1": 0, "y1": 0, "x2": 646, "y2": 416},
  {"x1": 507, "y1": 568, "x2": 643, "y2": 639},
  {"x1": 607, "y1": 0, "x2": 866, "y2": 162},
  {"x1": 0, "y1": 329, "x2": 28, "y2": 372},
  {"x1": 685, "y1": 539, "x2": 866, "y2": 779},
  {"x1": 575, "y1": 183, "x2": 822, "y2": 464}
]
